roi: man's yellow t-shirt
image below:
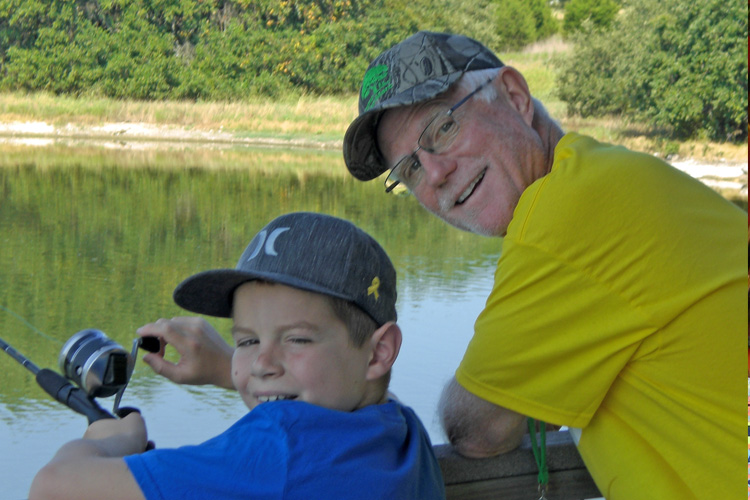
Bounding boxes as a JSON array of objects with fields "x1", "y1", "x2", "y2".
[{"x1": 456, "y1": 133, "x2": 746, "y2": 499}]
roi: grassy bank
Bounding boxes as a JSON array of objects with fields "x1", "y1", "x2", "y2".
[
  {"x1": 0, "y1": 39, "x2": 746, "y2": 163},
  {"x1": 0, "y1": 92, "x2": 354, "y2": 144}
]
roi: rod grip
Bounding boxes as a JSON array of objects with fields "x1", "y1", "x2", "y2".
[{"x1": 35, "y1": 368, "x2": 114, "y2": 423}]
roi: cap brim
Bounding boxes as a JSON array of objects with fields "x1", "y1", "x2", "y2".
[
  {"x1": 173, "y1": 269, "x2": 356, "y2": 318},
  {"x1": 343, "y1": 73, "x2": 464, "y2": 182},
  {"x1": 173, "y1": 269, "x2": 256, "y2": 318},
  {"x1": 343, "y1": 111, "x2": 386, "y2": 182}
]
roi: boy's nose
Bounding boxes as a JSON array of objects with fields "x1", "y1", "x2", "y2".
[{"x1": 251, "y1": 345, "x2": 283, "y2": 377}]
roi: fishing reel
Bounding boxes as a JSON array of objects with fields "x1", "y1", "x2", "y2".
[
  {"x1": 58, "y1": 329, "x2": 160, "y2": 406},
  {"x1": 58, "y1": 329, "x2": 135, "y2": 398}
]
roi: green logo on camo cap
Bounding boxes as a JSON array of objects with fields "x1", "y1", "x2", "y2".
[{"x1": 361, "y1": 65, "x2": 392, "y2": 112}]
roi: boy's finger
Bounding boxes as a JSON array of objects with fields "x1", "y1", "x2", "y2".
[
  {"x1": 138, "y1": 336, "x2": 161, "y2": 353},
  {"x1": 138, "y1": 319, "x2": 186, "y2": 350},
  {"x1": 142, "y1": 351, "x2": 204, "y2": 385},
  {"x1": 142, "y1": 352, "x2": 182, "y2": 382}
]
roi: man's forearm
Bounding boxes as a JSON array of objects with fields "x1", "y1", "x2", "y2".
[{"x1": 439, "y1": 377, "x2": 526, "y2": 458}]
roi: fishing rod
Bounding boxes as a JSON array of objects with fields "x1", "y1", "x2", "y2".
[
  {"x1": 1, "y1": 330, "x2": 160, "y2": 424},
  {"x1": 1, "y1": 335, "x2": 114, "y2": 423}
]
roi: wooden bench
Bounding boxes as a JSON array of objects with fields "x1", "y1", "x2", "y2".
[{"x1": 435, "y1": 430, "x2": 602, "y2": 499}]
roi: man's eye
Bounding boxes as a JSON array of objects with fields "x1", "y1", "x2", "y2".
[
  {"x1": 402, "y1": 157, "x2": 421, "y2": 181},
  {"x1": 424, "y1": 115, "x2": 457, "y2": 151},
  {"x1": 437, "y1": 119, "x2": 456, "y2": 135},
  {"x1": 433, "y1": 117, "x2": 457, "y2": 145}
]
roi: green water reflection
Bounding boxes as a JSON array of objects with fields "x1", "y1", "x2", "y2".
[
  {"x1": 0, "y1": 144, "x2": 498, "y2": 407},
  {"x1": 1, "y1": 142, "x2": 745, "y2": 499}
]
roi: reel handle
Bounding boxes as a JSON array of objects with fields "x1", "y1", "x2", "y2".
[{"x1": 35, "y1": 368, "x2": 114, "y2": 423}]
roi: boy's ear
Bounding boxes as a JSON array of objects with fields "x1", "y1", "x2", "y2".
[{"x1": 366, "y1": 322, "x2": 402, "y2": 381}]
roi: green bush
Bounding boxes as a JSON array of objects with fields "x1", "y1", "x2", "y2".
[
  {"x1": 557, "y1": 0, "x2": 748, "y2": 141},
  {"x1": 495, "y1": 0, "x2": 537, "y2": 50},
  {"x1": 562, "y1": 0, "x2": 619, "y2": 36},
  {"x1": 0, "y1": 0, "x2": 435, "y2": 99},
  {"x1": 530, "y1": 0, "x2": 558, "y2": 40},
  {"x1": 495, "y1": 0, "x2": 557, "y2": 51}
]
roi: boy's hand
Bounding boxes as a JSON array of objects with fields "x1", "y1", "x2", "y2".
[
  {"x1": 84, "y1": 412, "x2": 149, "y2": 457},
  {"x1": 137, "y1": 317, "x2": 235, "y2": 389},
  {"x1": 29, "y1": 413, "x2": 148, "y2": 500}
]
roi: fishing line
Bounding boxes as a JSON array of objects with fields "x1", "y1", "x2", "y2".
[{"x1": 0, "y1": 303, "x2": 61, "y2": 344}]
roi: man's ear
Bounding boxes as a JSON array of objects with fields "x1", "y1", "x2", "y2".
[
  {"x1": 493, "y1": 66, "x2": 534, "y2": 126},
  {"x1": 366, "y1": 322, "x2": 402, "y2": 381}
]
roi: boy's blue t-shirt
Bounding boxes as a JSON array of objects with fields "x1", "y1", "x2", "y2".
[{"x1": 125, "y1": 400, "x2": 446, "y2": 499}]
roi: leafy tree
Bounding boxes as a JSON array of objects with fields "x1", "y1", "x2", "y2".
[
  {"x1": 1, "y1": 2, "x2": 112, "y2": 94},
  {"x1": 495, "y1": 0, "x2": 537, "y2": 50},
  {"x1": 557, "y1": 0, "x2": 748, "y2": 141},
  {"x1": 530, "y1": 0, "x2": 558, "y2": 40},
  {"x1": 563, "y1": 0, "x2": 619, "y2": 36},
  {"x1": 0, "y1": 0, "x2": 499, "y2": 99},
  {"x1": 101, "y1": 15, "x2": 184, "y2": 99},
  {"x1": 402, "y1": 0, "x2": 501, "y2": 50},
  {"x1": 495, "y1": 0, "x2": 557, "y2": 51}
]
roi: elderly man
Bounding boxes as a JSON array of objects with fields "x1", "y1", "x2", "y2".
[
  {"x1": 342, "y1": 31, "x2": 745, "y2": 499},
  {"x1": 136, "y1": 31, "x2": 744, "y2": 500}
]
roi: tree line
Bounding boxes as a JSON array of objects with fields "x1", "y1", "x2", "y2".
[{"x1": 0, "y1": 0, "x2": 746, "y2": 141}]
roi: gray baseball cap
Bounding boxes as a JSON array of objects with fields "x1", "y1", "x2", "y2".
[
  {"x1": 343, "y1": 31, "x2": 504, "y2": 182},
  {"x1": 173, "y1": 212, "x2": 397, "y2": 326}
]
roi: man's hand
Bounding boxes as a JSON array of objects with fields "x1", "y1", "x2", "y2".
[
  {"x1": 137, "y1": 317, "x2": 235, "y2": 389},
  {"x1": 438, "y1": 377, "x2": 526, "y2": 458}
]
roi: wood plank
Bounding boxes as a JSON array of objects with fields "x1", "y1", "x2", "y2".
[
  {"x1": 445, "y1": 469, "x2": 601, "y2": 500},
  {"x1": 435, "y1": 430, "x2": 602, "y2": 500}
]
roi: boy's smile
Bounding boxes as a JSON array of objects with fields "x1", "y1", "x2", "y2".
[{"x1": 231, "y1": 281, "x2": 378, "y2": 412}]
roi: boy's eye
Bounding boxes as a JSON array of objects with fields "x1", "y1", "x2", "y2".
[
  {"x1": 236, "y1": 338, "x2": 258, "y2": 348},
  {"x1": 288, "y1": 337, "x2": 312, "y2": 345}
]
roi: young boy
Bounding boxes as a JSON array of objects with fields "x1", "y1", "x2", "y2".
[{"x1": 29, "y1": 212, "x2": 446, "y2": 500}]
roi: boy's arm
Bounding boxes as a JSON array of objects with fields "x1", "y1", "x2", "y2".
[
  {"x1": 137, "y1": 316, "x2": 235, "y2": 389},
  {"x1": 29, "y1": 413, "x2": 147, "y2": 500}
]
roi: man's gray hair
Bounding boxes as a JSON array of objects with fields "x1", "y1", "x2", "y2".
[{"x1": 454, "y1": 69, "x2": 558, "y2": 127}]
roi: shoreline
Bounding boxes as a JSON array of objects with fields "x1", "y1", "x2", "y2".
[
  {"x1": 0, "y1": 120, "x2": 342, "y2": 150},
  {"x1": 0, "y1": 119, "x2": 746, "y2": 200}
]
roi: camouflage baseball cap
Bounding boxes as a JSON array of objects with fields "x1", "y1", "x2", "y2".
[{"x1": 343, "y1": 31, "x2": 503, "y2": 182}]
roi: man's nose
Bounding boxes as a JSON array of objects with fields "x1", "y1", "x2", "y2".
[{"x1": 418, "y1": 150, "x2": 457, "y2": 188}]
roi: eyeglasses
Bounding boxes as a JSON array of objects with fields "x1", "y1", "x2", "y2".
[{"x1": 384, "y1": 76, "x2": 495, "y2": 194}]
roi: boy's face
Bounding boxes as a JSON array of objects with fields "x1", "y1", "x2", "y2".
[{"x1": 231, "y1": 281, "x2": 376, "y2": 412}]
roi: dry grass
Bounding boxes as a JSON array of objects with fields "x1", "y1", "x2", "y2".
[{"x1": 0, "y1": 92, "x2": 358, "y2": 140}]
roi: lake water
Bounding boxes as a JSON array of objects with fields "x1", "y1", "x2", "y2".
[
  {"x1": 1, "y1": 140, "x2": 745, "y2": 499},
  {"x1": 0, "y1": 143, "x2": 502, "y2": 499}
]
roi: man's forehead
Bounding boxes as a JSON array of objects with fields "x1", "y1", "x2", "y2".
[
  {"x1": 376, "y1": 106, "x2": 423, "y2": 156},
  {"x1": 376, "y1": 87, "x2": 460, "y2": 143}
]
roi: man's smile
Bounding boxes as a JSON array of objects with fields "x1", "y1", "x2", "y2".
[{"x1": 456, "y1": 167, "x2": 487, "y2": 205}]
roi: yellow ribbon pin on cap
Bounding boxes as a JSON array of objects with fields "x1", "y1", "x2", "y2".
[{"x1": 367, "y1": 277, "x2": 380, "y2": 300}]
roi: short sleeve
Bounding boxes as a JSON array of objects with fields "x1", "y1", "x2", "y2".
[
  {"x1": 456, "y1": 240, "x2": 654, "y2": 428},
  {"x1": 125, "y1": 412, "x2": 288, "y2": 500}
]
